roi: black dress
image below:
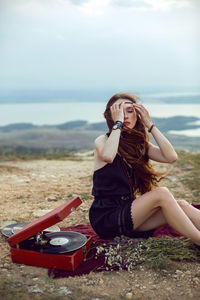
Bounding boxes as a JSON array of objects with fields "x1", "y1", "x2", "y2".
[{"x1": 89, "y1": 154, "x2": 154, "y2": 238}]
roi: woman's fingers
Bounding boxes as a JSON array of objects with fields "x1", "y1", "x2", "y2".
[
  {"x1": 134, "y1": 104, "x2": 149, "y2": 116},
  {"x1": 113, "y1": 102, "x2": 124, "y2": 110},
  {"x1": 111, "y1": 102, "x2": 124, "y2": 112},
  {"x1": 110, "y1": 101, "x2": 125, "y2": 122},
  {"x1": 133, "y1": 104, "x2": 152, "y2": 128},
  {"x1": 134, "y1": 103, "x2": 146, "y2": 112}
]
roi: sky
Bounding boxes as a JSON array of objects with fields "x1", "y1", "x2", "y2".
[{"x1": 0, "y1": 0, "x2": 199, "y2": 94}]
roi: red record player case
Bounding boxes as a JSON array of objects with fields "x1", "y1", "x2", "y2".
[{"x1": 7, "y1": 197, "x2": 93, "y2": 271}]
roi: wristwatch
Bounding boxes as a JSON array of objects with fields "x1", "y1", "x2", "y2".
[{"x1": 112, "y1": 121, "x2": 123, "y2": 130}]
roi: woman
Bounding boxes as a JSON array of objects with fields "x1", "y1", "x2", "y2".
[{"x1": 89, "y1": 93, "x2": 200, "y2": 246}]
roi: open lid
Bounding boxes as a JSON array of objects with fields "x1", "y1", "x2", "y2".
[{"x1": 8, "y1": 197, "x2": 82, "y2": 247}]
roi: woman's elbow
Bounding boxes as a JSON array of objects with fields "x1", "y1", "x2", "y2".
[
  {"x1": 101, "y1": 154, "x2": 114, "y2": 164},
  {"x1": 168, "y1": 152, "x2": 178, "y2": 164}
]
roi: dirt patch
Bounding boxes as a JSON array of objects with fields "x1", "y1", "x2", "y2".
[{"x1": 0, "y1": 157, "x2": 200, "y2": 300}]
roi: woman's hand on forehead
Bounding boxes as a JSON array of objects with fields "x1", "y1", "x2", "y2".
[
  {"x1": 124, "y1": 102, "x2": 134, "y2": 107},
  {"x1": 115, "y1": 99, "x2": 133, "y2": 107},
  {"x1": 110, "y1": 100, "x2": 126, "y2": 122}
]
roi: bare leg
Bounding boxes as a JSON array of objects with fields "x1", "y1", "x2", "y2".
[
  {"x1": 177, "y1": 200, "x2": 200, "y2": 230},
  {"x1": 131, "y1": 187, "x2": 200, "y2": 245},
  {"x1": 136, "y1": 200, "x2": 200, "y2": 232},
  {"x1": 136, "y1": 209, "x2": 166, "y2": 231}
]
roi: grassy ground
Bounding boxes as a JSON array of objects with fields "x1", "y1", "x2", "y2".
[{"x1": 175, "y1": 151, "x2": 200, "y2": 199}]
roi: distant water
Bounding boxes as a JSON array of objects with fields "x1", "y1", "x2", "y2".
[
  {"x1": 0, "y1": 102, "x2": 106, "y2": 125},
  {"x1": 0, "y1": 101, "x2": 200, "y2": 136}
]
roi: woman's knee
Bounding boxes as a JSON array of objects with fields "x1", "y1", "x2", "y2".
[
  {"x1": 177, "y1": 199, "x2": 190, "y2": 208},
  {"x1": 153, "y1": 187, "x2": 174, "y2": 206}
]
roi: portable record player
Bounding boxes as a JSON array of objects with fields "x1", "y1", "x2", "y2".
[{"x1": 6, "y1": 197, "x2": 93, "y2": 271}]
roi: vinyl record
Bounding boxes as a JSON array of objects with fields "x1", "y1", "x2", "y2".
[
  {"x1": 12, "y1": 223, "x2": 30, "y2": 235},
  {"x1": 1, "y1": 222, "x2": 60, "y2": 237},
  {"x1": 40, "y1": 231, "x2": 88, "y2": 254},
  {"x1": 1, "y1": 222, "x2": 29, "y2": 237},
  {"x1": 12, "y1": 224, "x2": 60, "y2": 235}
]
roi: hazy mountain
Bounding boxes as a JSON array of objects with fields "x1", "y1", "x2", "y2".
[{"x1": 0, "y1": 116, "x2": 199, "y2": 155}]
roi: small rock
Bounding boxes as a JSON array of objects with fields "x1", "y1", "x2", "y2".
[
  {"x1": 99, "y1": 278, "x2": 104, "y2": 285},
  {"x1": 32, "y1": 278, "x2": 39, "y2": 281},
  {"x1": 125, "y1": 292, "x2": 133, "y2": 299},
  {"x1": 45, "y1": 195, "x2": 57, "y2": 202},
  {"x1": 101, "y1": 293, "x2": 109, "y2": 297},
  {"x1": 58, "y1": 286, "x2": 72, "y2": 295},
  {"x1": 86, "y1": 280, "x2": 95, "y2": 286},
  {"x1": 185, "y1": 270, "x2": 191, "y2": 275},
  {"x1": 72, "y1": 193, "x2": 81, "y2": 198},
  {"x1": 80, "y1": 207, "x2": 89, "y2": 212},
  {"x1": 28, "y1": 284, "x2": 43, "y2": 293},
  {"x1": 175, "y1": 270, "x2": 183, "y2": 275},
  {"x1": 33, "y1": 209, "x2": 51, "y2": 217},
  {"x1": 181, "y1": 165, "x2": 194, "y2": 171},
  {"x1": 151, "y1": 285, "x2": 157, "y2": 289},
  {"x1": 193, "y1": 277, "x2": 199, "y2": 284}
]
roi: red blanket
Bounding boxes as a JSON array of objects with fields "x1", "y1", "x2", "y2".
[{"x1": 48, "y1": 204, "x2": 200, "y2": 278}]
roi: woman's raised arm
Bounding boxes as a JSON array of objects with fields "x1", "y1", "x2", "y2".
[
  {"x1": 134, "y1": 104, "x2": 178, "y2": 163},
  {"x1": 95, "y1": 101, "x2": 125, "y2": 163}
]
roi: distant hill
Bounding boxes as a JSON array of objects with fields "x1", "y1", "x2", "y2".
[
  {"x1": 0, "y1": 116, "x2": 199, "y2": 156},
  {"x1": 0, "y1": 123, "x2": 37, "y2": 132},
  {"x1": 151, "y1": 116, "x2": 200, "y2": 132},
  {"x1": 0, "y1": 116, "x2": 199, "y2": 133},
  {"x1": 56, "y1": 120, "x2": 88, "y2": 130}
]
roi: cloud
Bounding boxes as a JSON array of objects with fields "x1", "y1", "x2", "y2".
[
  {"x1": 110, "y1": 0, "x2": 191, "y2": 11},
  {"x1": 111, "y1": 0, "x2": 152, "y2": 9},
  {"x1": 76, "y1": 0, "x2": 111, "y2": 16},
  {"x1": 0, "y1": 0, "x2": 199, "y2": 90},
  {"x1": 68, "y1": 0, "x2": 90, "y2": 5},
  {"x1": 0, "y1": 0, "x2": 193, "y2": 21}
]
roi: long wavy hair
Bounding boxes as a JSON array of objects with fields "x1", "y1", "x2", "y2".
[{"x1": 104, "y1": 93, "x2": 163, "y2": 195}]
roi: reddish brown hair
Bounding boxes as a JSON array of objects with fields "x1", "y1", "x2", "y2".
[{"x1": 104, "y1": 93, "x2": 162, "y2": 195}]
